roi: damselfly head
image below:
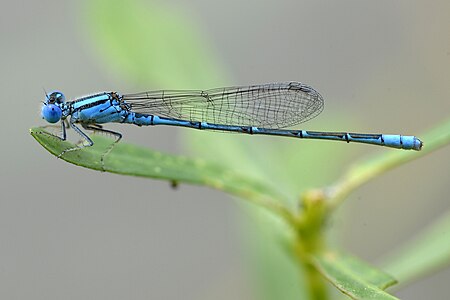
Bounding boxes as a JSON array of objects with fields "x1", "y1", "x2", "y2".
[{"x1": 42, "y1": 91, "x2": 65, "y2": 124}]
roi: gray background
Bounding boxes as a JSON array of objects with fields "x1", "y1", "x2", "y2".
[{"x1": 1, "y1": 0, "x2": 449, "y2": 299}]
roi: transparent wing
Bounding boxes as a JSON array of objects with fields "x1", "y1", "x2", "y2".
[{"x1": 122, "y1": 82, "x2": 324, "y2": 128}]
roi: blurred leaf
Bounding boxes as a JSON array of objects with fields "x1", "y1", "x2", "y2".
[
  {"x1": 312, "y1": 250, "x2": 398, "y2": 300},
  {"x1": 30, "y1": 127, "x2": 295, "y2": 221},
  {"x1": 328, "y1": 117, "x2": 450, "y2": 209},
  {"x1": 83, "y1": 0, "x2": 226, "y2": 88},
  {"x1": 381, "y1": 210, "x2": 450, "y2": 287},
  {"x1": 239, "y1": 203, "x2": 307, "y2": 300}
]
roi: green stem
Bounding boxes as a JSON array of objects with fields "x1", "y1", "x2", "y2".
[
  {"x1": 294, "y1": 189, "x2": 329, "y2": 300},
  {"x1": 304, "y1": 262, "x2": 328, "y2": 300}
]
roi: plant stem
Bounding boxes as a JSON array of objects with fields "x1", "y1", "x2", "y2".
[
  {"x1": 294, "y1": 189, "x2": 329, "y2": 300},
  {"x1": 304, "y1": 262, "x2": 328, "y2": 300}
]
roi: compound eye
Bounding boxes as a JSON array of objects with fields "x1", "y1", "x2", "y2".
[
  {"x1": 47, "y1": 91, "x2": 66, "y2": 104},
  {"x1": 41, "y1": 103, "x2": 62, "y2": 123}
]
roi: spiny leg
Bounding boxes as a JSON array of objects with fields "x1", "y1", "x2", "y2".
[
  {"x1": 57, "y1": 119, "x2": 93, "y2": 158},
  {"x1": 40, "y1": 119, "x2": 67, "y2": 141},
  {"x1": 82, "y1": 124, "x2": 122, "y2": 171}
]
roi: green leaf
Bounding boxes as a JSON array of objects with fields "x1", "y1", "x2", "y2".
[
  {"x1": 381, "y1": 210, "x2": 450, "y2": 287},
  {"x1": 312, "y1": 250, "x2": 398, "y2": 300},
  {"x1": 328, "y1": 117, "x2": 450, "y2": 209},
  {"x1": 83, "y1": 0, "x2": 226, "y2": 88},
  {"x1": 30, "y1": 127, "x2": 294, "y2": 223}
]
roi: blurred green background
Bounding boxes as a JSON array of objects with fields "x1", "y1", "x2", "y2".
[{"x1": 1, "y1": 0, "x2": 449, "y2": 299}]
